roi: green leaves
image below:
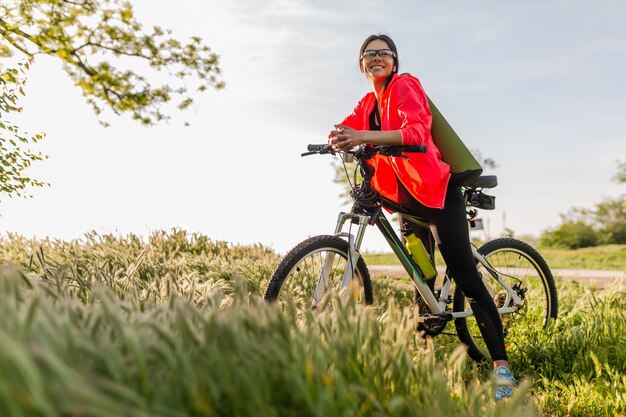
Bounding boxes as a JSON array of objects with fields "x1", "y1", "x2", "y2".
[
  {"x1": 0, "y1": 0, "x2": 225, "y2": 198},
  {"x1": 613, "y1": 160, "x2": 626, "y2": 184},
  {"x1": 0, "y1": 61, "x2": 48, "y2": 201},
  {"x1": 0, "y1": 0, "x2": 224, "y2": 125}
]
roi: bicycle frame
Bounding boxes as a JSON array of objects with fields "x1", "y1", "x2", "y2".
[{"x1": 325, "y1": 207, "x2": 524, "y2": 319}]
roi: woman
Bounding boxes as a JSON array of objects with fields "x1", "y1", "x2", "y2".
[{"x1": 328, "y1": 34, "x2": 516, "y2": 400}]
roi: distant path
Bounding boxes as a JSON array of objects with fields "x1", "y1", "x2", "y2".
[{"x1": 368, "y1": 265, "x2": 625, "y2": 288}]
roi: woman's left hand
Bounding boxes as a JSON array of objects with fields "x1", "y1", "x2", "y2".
[{"x1": 329, "y1": 124, "x2": 365, "y2": 151}]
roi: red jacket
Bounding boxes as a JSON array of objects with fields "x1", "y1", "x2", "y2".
[{"x1": 341, "y1": 73, "x2": 450, "y2": 208}]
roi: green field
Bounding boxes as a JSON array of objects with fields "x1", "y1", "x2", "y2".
[
  {"x1": 364, "y1": 244, "x2": 626, "y2": 270},
  {"x1": 0, "y1": 230, "x2": 624, "y2": 416}
]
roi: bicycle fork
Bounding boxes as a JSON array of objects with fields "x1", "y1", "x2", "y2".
[{"x1": 311, "y1": 212, "x2": 368, "y2": 307}]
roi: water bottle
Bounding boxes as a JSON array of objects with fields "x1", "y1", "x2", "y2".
[{"x1": 405, "y1": 233, "x2": 437, "y2": 279}]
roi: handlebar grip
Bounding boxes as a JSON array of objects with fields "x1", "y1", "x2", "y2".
[{"x1": 307, "y1": 144, "x2": 329, "y2": 152}]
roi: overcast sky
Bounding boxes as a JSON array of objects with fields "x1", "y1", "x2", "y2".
[{"x1": 1, "y1": 0, "x2": 625, "y2": 253}]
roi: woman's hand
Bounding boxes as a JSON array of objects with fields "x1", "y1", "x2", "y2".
[{"x1": 329, "y1": 124, "x2": 366, "y2": 151}]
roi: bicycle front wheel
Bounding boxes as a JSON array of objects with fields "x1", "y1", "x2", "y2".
[
  {"x1": 264, "y1": 235, "x2": 373, "y2": 312},
  {"x1": 453, "y1": 238, "x2": 558, "y2": 362}
]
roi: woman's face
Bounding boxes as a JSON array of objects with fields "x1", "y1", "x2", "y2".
[{"x1": 360, "y1": 39, "x2": 395, "y2": 80}]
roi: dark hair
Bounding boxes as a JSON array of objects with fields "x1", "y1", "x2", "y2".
[{"x1": 358, "y1": 34, "x2": 399, "y2": 75}]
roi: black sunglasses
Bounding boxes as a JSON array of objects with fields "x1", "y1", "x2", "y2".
[{"x1": 361, "y1": 49, "x2": 396, "y2": 60}]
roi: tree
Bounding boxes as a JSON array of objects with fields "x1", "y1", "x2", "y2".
[
  {"x1": 469, "y1": 148, "x2": 497, "y2": 170},
  {"x1": 595, "y1": 196, "x2": 626, "y2": 245},
  {"x1": 540, "y1": 220, "x2": 598, "y2": 249},
  {"x1": 1, "y1": 0, "x2": 223, "y2": 200},
  {"x1": 0, "y1": 60, "x2": 47, "y2": 200},
  {"x1": 332, "y1": 157, "x2": 360, "y2": 205},
  {"x1": 613, "y1": 160, "x2": 626, "y2": 184},
  {"x1": 540, "y1": 161, "x2": 626, "y2": 248},
  {"x1": 1, "y1": 0, "x2": 223, "y2": 126}
]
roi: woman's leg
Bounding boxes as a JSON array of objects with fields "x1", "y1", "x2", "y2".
[
  {"x1": 402, "y1": 184, "x2": 509, "y2": 363},
  {"x1": 433, "y1": 187, "x2": 509, "y2": 363}
]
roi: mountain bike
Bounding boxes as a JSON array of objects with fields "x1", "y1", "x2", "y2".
[{"x1": 264, "y1": 144, "x2": 558, "y2": 362}]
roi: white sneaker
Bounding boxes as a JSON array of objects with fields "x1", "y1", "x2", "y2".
[{"x1": 494, "y1": 366, "x2": 516, "y2": 400}]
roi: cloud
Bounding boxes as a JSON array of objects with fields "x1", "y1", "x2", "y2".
[{"x1": 259, "y1": 0, "x2": 322, "y2": 18}]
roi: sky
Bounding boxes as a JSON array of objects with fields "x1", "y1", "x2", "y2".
[{"x1": 1, "y1": 0, "x2": 625, "y2": 253}]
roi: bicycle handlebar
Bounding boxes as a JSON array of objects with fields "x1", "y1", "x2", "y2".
[
  {"x1": 398, "y1": 145, "x2": 428, "y2": 153},
  {"x1": 302, "y1": 144, "x2": 427, "y2": 158},
  {"x1": 307, "y1": 144, "x2": 329, "y2": 152},
  {"x1": 301, "y1": 144, "x2": 333, "y2": 157}
]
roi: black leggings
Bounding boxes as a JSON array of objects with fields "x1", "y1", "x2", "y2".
[{"x1": 398, "y1": 181, "x2": 508, "y2": 361}]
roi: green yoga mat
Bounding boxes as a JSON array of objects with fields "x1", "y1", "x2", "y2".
[{"x1": 428, "y1": 97, "x2": 483, "y2": 185}]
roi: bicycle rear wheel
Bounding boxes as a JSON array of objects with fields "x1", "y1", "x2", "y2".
[
  {"x1": 264, "y1": 235, "x2": 373, "y2": 312},
  {"x1": 453, "y1": 238, "x2": 558, "y2": 362}
]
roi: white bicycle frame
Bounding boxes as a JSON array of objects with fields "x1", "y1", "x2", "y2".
[{"x1": 312, "y1": 210, "x2": 524, "y2": 318}]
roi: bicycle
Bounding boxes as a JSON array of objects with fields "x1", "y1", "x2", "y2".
[{"x1": 264, "y1": 144, "x2": 558, "y2": 362}]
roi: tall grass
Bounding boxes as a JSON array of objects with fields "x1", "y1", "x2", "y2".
[
  {"x1": 0, "y1": 230, "x2": 624, "y2": 416},
  {"x1": 0, "y1": 229, "x2": 278, "y2": 302},
  {"x1": 0, "y1": 269, "x2": 534, "y2": 416},
  {"x1": 517, "y1": 283, "x2": 626, "y2": 416}
]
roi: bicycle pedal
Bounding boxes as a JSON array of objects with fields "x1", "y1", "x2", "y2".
[{"x1": 418, "y1": 312, "x2": 453, "y2": 322}]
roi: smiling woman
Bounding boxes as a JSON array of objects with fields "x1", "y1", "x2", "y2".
[{"x1": 328, "y1": 33, "x2": 517, "y2": 400}]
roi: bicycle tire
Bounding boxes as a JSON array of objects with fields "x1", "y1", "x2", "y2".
[
  {"x1": 453, "y1": 238, "x2": 558, "y2": 362},
  {"x1": 264, "y1": 235, "x2": 373, "y2": 310}
]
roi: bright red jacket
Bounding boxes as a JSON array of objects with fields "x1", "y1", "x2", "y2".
[{"x1": 341, "y1": 73, "x2": 450, "y2": 208}]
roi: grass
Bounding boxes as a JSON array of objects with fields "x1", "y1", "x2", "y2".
[
  {"x1": 536, "y1": 244, "x2": 626, "y2": 270},
  {"x1": 0, "y1": 229, "x2": 624, "y2": 416},
  {"x1": 364, "y1": 243, "x2": 626, "y2": 270}
]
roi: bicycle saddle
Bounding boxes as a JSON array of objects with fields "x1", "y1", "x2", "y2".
[{"x1": 467, "y1": 175, "x2": 497, "y2": 189}]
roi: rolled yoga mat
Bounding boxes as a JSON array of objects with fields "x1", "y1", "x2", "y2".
[{"x1": 428, "y1": 97, "x2": 483, "y2": 185}]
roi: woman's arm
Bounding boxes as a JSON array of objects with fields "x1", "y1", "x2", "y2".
[
  {"x1": 330, "y1": 77, "x2": 432, "y2": 151},
  {"x1": 392, "y1": 78, "x2": 432, "y2": 146},
  {"x1": 329, "y1": 124, "x2": 402, "y2": 151}
]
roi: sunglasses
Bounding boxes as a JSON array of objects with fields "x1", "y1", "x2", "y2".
[{"x1": 361, "y1": 49, "x2": 396, "y2": 60}]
